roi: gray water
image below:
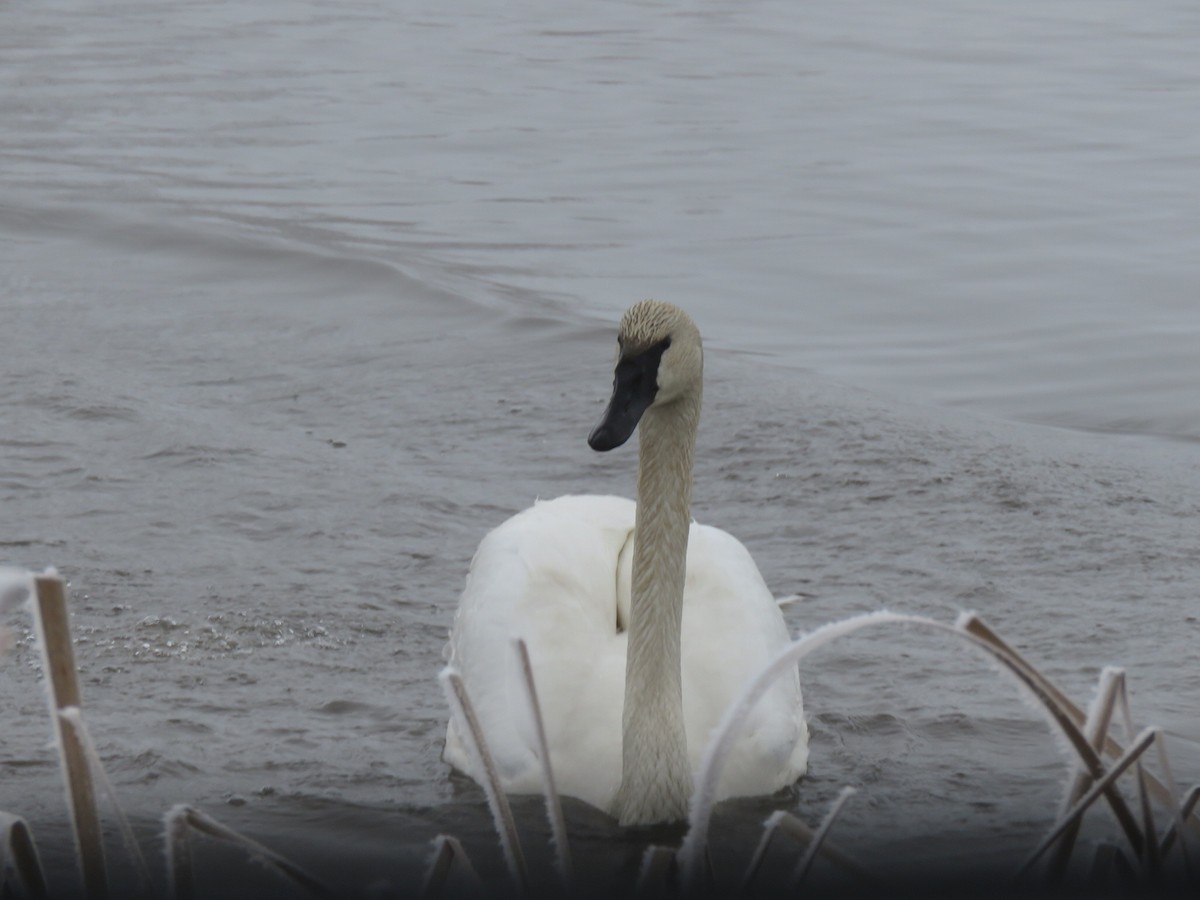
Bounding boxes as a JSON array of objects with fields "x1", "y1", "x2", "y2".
[{"x1": 2, "y1": 0, "x2": 1199, "y2": 895}]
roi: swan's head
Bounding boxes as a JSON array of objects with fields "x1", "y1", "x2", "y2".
[{"x1": 589, "y1": 300, "x2": 702, "y2": 452}]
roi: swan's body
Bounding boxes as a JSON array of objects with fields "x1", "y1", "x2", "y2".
[{"x1": 444, "y1": 301, "x2": 808, "y2": 824}]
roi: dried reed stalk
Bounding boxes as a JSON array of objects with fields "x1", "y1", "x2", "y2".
[
  {"x1": 163, "y1": 805, "x2": 194, "y2": 900},
  {"x1": 962, "y1": 616, "x2": 1200, "y2": 842},
  {"x1": 1116, "y1": 685, "x2": 1161, "y2": 877},
  {"x1": 439, "y1": 667, "x2": 530, "y2": 896},
  {"x1": 788, "y1": 785, "x2": 856, "y2": 889},
  {"x1": 1017, "y1": 726, "x2": 1160, "y2": 877},
  {"x1": 1089, "y1": 841, "x2": 1137, "y2": 889},
  {"x1": 958, "y1": 615, "x2": 1147, "y2": 857},
  {"x1": 163, "y1": 805, "x2": 333, "y2": 900},
  {"x1": 513, "y1": 638, "x2": 572, "y2": 889},
  {"x1": 741, "y1": 809, "x2": 872, "y2": 892},
  {"x1": 633, "y1": 845, "x2": 676, "y2": 898},
  {"x1": 32, "y1": 573, "x2": 107, "y2": 900},
  {"x1": 1151, "y1": 732, "x2": 1193, "y2": 877},
  {"x1": 0, "y1": 812, "x2": 50, "y2": 900},
  {"x1": 58, "y1": 708, "x2": 154, "y2": 895},
  {"x1": 420, "y1": 834, "x2": 484, "y2": 899},
  {"x1": 1045, "y1": 666, "x2": 1125, "y2": 880},
  {"x1": 1159, "y1": 785, "x2": 1200, "y2": 861}
]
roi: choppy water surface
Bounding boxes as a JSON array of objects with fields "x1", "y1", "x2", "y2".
[{"x1": 2, "y1": 0, "x2": 1199, "y2": 895}]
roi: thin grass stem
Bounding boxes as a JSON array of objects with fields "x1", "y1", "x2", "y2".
[
  {"x1": 513, "y1": 638, "x2": 572, "y2": 890},
  {"x1": 439, "y1": 667, "x2": 529, "y2": 896}
]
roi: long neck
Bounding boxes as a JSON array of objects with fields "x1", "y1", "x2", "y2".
[{"x1": 612, "y1": 387, "x2": 701, "y2": 825}]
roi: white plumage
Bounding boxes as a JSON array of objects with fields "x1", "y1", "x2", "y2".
[
  {"x1": 443, "y1": 300, "x2": 808, "y2": 824},
  {"x1": 444, "y1": 495, "x2": 808, "y2": 814}
]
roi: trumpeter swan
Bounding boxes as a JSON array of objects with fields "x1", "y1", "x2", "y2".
[{"x1": 444, "y1": 300, "x2": 808, "y2": 825}]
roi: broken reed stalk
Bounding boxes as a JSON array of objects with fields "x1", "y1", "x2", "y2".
[
  {"x1": 1045, "y1": 667, "x2": 1126, "y2": 881},
  {"x1": 1152, "y1": 733, "x2": 1194, "y2": 878},
  {"x1": 439, "y1": 667, "x2": 530, "y2": 896},
  {"x1": 32, "y1": 573, "x2": 108, "y2": 900},
  {"x1": 164, "y1": 806, "x2": 194, "y2": 900},
  {"x1": 740, "y1": 810, "x2": 789, "y2": 892},
  {"x1": 957, "y1": 614, "x2": 1147, "y2": 857},
  {"x1": 1017, "y1": 727, "x2": 1160, "y2": 878},
  {"x1": 1089, "y1": 841, "x2": 1137, "y2": 888},
  {"x1": 59, "y1": 708, "x2": 154, "y2": 896},
  {"x1": 420, "y1": 835, "x2": 485, "y2": 900},
  {"x1": 1159, "y1": 784, "x2": 1200, "y2": 875},
  {"x1": 741, "y1": 809, "x2": 873, "y2": 892},
  {"x1": 962, "y1": 616, "x2": 1200, "y2": 844},
  {"x1": 788, "y1": 786, "x2": 856, "y2": 890},
  {"x1": 1116, "y1": 685, "x2": 1161, "y2": 878},
  {"x1": 0, "y1": 812, "x2": 50, "y2": 900},
  {"x1": 163, "y1": 805, "x2": 334, "y2": 900},
  {"x1": 633, "y1": 845, "x2": 677, "y2": 898},
  {"x1": 513, "y1": 638, "x2": 573, "y2": 890}
]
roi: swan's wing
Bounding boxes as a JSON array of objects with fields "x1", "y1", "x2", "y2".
[
  {"x1": 445, "y1": 495, "x2": 635, "y2": 810},
  {"x1": 680, "y1": 523, "x2": 809, "y2": 797}
]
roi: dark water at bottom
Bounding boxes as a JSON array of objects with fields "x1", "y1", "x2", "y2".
[{"x1": 1, "y1": 209, "x2": 1198, "y2": 897}]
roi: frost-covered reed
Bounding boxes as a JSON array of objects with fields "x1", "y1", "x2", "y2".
[
  {"x1": 0, "y1": 812, "x2": 48, "y2": 900},
  {"x1": 2, "y1": 570, "x2": 327, "y2": 900},
  {"x1": 164, "y1": 805, "x2": 333, "y2": 900},
  {"x1": 428, "y1": 610, "x2": 1200, "y2": 897},
  {"x1": 2, "y1": 565, "x2": 1196, "y2": 897},
  {"x1": 32, "y1": 572, "x2": 108, "y2": 899}
]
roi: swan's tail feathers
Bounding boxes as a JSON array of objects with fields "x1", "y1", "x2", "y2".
[
  {"x1": 438, "y1": 666, "x2": 530, "y2": 896},
  {"x1": 513, "y1": 638, "x2": 573, "y2": 892}
]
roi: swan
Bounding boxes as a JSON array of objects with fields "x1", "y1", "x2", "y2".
[{"x1": 444, "y1": 300, "x2": 808, "y2": 825}]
